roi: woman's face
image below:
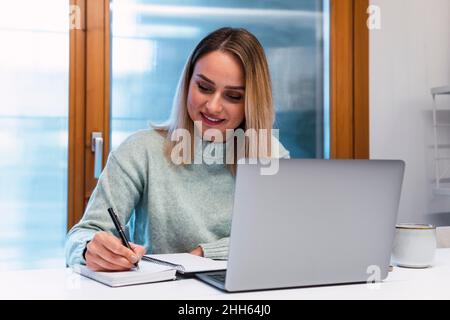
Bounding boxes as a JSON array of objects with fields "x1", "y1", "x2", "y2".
[{"x1": 187, "y1": 50, "x2": 245, "y2": 139}]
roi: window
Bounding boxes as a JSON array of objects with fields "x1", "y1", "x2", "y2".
[
  {"x1": 110, "y1": 0, "x2": 330, "y2": 158},
  {"x1": 0, "y1": 0, "x2": 69, "y2": 270}
]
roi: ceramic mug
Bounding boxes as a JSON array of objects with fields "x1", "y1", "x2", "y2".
[{"x1": 391, "y1": 224, "x2": 437, "y2": 268}]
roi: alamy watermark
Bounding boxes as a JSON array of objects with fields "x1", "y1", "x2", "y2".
[
  {"x1": 367, "y1": 5, "x2": 381, "y2": 30},
  {"x1": 170, "y1": 122, "x2": 281, "y2": 175},
  {"x1": 70, "y1": 5, "x2": 82, "y2": 30},
  {"x1": 366, "y1": 265, "x2": 382, "y2": 290}
]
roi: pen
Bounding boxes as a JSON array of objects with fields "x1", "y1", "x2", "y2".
[{"x1": 107, "y1": 207, "x2": 140, "y2": 270}]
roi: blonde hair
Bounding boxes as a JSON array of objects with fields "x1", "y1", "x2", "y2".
[{"x1": 153, "y1": 27, "x2": 274, "y2": 174}]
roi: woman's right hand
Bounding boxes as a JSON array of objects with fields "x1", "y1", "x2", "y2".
[{"x1": 85, "y1": 231, "x2": 145, "y2": 271}]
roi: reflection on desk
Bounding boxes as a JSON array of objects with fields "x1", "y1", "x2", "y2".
[{"x1": 0, "y1": 249, "x2": 449, "y2": 300}]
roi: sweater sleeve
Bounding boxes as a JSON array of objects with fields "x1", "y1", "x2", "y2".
[
  {"x1": 199, "y1": 237, "x2": 229, "y2": 260},
  {"x1": 65, "y1": 139, "x2": 147, "y2": 267}
]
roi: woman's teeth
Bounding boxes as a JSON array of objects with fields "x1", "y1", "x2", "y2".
[{"x1": 203, "y1": 113, "x2": 224, "y2": 122}]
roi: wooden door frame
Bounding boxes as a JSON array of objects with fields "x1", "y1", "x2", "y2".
[
  {"x1": 68, "y1": 0, "x2": 110, "y2": 230},
  {"x1": 67, "y1": 0, "x2": 370, "y2": 230},
  {"x1": 68, "y1": 0, "x2": 86, "y2": 230},
  {"x1": 331, "y1": 0, "x2": 369, "y2": 159}
]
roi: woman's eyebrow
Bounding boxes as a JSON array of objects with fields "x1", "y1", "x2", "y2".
[{"x1": 196, "y1": 74, "x2": 245, "y2": 90}]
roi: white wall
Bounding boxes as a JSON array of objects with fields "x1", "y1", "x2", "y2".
[{"x1": 370, "y1": 0, "x2": 450, "y2": 225}]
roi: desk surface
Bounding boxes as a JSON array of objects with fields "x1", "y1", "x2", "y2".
[{"x1": 1, "y1": 249, "x2": 449, "y2": 300}]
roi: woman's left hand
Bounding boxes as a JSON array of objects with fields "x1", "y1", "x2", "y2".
[{"x1": 190, "y1": 246, "x2": 204, "y2": 257}]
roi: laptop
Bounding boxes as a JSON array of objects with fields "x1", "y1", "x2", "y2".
[{"x1": 195, "y1": 159, "x2": 405, "y2": 292}]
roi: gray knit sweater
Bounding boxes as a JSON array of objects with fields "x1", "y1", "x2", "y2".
[{"x1": 65, "y1": 129, "x2": 289, "y2": 266}]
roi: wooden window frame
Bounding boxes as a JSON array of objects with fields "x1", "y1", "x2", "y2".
[
  {"x1": 331, "y1": 0, "x2": 369, "y2": 159},
  {"x1": 68, "y1": 0, "x2": 369, "y2": 230},
  {"x1": 68, "y1": 0, "x2": 110, "y2": 230}
]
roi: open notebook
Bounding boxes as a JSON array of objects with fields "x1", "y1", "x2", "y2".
[
  {"x1": 142, "y1": 253, "x2": 227, "y2": 274},
  {"x1": 74, "y1": 253, "x2": 227, "y2": 287}
]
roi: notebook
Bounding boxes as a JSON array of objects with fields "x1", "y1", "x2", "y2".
[
  {"x1": 142, "y1": 253, "x2": 227, "y2": 274},
  {"x1": 74, "y1": 253, "x2": 227, "y2": 287},
  {"x1": 74, "y1": 262, "x2": 176, "y2": 287}
]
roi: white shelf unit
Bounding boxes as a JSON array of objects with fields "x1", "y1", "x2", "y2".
[{"x1": 432, "y1": 86, "x2": 450, "y2": 195}]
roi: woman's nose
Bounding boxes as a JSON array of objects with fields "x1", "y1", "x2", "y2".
[{"x1": 206, "y1": 94, "x2": 223, "y2": 114}]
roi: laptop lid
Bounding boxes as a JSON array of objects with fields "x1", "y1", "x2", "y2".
[{"x1": 224, "y1": 159, "x2": 405, "y2": 292}]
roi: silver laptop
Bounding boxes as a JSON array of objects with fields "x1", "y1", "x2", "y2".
[{"x1": 196, "y1": 159, "x2": 405, "y2": 292}]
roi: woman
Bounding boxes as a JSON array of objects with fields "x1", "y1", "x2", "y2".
[{"x1": 65, "y1": 27, "x2": 289, "y2": 271}]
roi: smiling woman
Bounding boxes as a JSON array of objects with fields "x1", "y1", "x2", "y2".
[
  {"x1": 162, "y1": 27, "x2": 276, "y2": 157},
  {"x1": 65, "y1": 27, "x2": 290, "y2": 272},
  {"x1": 187, "y1": 51, "x2": 246, "y2": 136},
  {"x1": 159, "y1": 27, "x2": 284, "y2": 171},
  {"x1": 66, "y1": 0, "x2": 368, "y2": 271}
]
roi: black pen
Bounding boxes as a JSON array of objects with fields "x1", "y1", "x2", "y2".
[{"x1": 107, "y1": 207, "x2": 140, "y2": 270}]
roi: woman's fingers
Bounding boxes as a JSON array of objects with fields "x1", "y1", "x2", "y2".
[
  {"x1": 96, "y1": 242, "x2": 135, "y2": 269},
  {"x1": 190, "y1": 246, "x2": 204, "y2": 257},
  {"x1": 85, "y1": 231, "x2": 139, "y2": 271},
  {"x1": 129, "y1": 242, "x2": 146, "y2": 259},
  {"x1": 95, "y1": 231, "x2": 139, "y2": 264},
  {"x1": 85, "y1": 247, "x2": 130, "y2": 271}
]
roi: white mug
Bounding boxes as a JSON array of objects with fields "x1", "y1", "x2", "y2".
[{"x1": 391, "y1": 224, "x2": 437, "y2": 268}]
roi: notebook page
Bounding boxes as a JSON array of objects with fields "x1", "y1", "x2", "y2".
[
  {"x1": 146, "y1": 253, "x2": 227, "y2": 273},
  {"x1": 103, "y1": 260, "x2": 174, "y2": 278}
]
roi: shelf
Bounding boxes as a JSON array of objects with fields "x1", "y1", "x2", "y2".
[
  {"x1": 431, "y1": 85, "x2": 450, "y2": 196},
  {"x1": 434, "y1": 184, "x2": 450, "y2": 196},
  {"x1": 431, "y1": 86, "x2": 450, "y2": 95},
  {"x1": 429, "y1": 144, "x2": 450, "y2": 149}
]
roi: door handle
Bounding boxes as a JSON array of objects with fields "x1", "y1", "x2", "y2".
[{"x1": 91, "y1": 132, "x2": 103, "y2": 179}]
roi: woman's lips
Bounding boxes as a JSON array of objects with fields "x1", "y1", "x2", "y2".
[{"x1": 200, "y1": 112, "x2": 225, "y2": 126}]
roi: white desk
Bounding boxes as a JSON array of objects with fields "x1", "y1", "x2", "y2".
[{"x1": 1, "y1": 249, "x2": 449, "y2": 300}]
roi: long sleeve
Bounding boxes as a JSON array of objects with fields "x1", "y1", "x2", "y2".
[
  {"x1": 64, "y1": 129, "x2": 289, "y2": 266},
  {"x1": 65, "y1": 138, "x2": 147, "y2": 266},
  {"x1": 199, "y1": 237, "x2": 229, "y2": 260}
]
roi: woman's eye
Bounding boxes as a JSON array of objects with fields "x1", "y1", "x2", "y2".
[
  {"x1": 227, "y1": 94, "x2": 242, "y2": 101},
  {"x1": 198, "y1": 83, "x2": 212, "y2": 92}
]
